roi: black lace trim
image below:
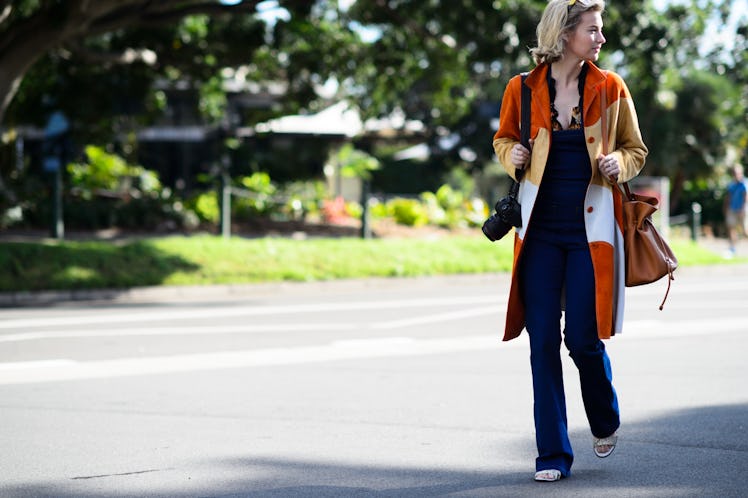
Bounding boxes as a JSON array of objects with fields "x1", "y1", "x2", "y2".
[{"x1": 548, "y1": 63, "x2": 588, "y2": 130}]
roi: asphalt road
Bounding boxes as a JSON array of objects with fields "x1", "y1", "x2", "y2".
[{"x1": 0, "y1": 266, "x2": 746, "y2": 497}]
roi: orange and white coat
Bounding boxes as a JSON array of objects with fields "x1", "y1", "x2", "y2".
[{"x1": 492, "y1": 62, "x2": 648, "y2": 342}]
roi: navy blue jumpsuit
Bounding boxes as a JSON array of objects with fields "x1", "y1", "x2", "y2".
[{"x1": 519, "y1": 67, "x2": 620, "y2": 476}]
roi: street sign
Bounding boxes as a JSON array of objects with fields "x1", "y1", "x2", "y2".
[{"x1": 44, "y1": 111, "x2": 69, "y2": 138}]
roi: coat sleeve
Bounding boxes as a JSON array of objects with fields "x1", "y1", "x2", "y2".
[
  {"x1": 607, "y1": 73, "x2": 648, "y2": 183},
  {"x1": 492, "y1": 75, "x2": 523, "y2": 181}
]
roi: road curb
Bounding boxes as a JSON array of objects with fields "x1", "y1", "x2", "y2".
[
  {"x1": 0, "y1": 273, "x2": 511, "y2": 308},
  {"x1": 0, "y1": 283, "x2": 287, "y2": 307}
]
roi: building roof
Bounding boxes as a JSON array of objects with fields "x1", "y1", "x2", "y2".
[{"x1": 250, "y1": 101, "x2": 424, "y2": 138}]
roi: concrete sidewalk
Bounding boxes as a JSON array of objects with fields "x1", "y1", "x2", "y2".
[{"x1": 697, "y1": 235, "x2": 747, "y2": 258}]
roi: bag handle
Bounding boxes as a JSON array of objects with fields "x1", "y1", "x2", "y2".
[{"x1": 603, "y1": 80, "x2": 674, "y2": 308}]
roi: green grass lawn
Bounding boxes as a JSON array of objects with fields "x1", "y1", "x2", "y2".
[{"x1": 0, "y1": 233, "x2": 738, "y2": 293}]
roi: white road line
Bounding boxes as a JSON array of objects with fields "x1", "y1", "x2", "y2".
[
  {"x1": 372, "y1": 306, "x2": 500, "y2": 330},
  {"x1": 0, "y1": 317, "x2": 744, "y2": 385},
  {"x1": 0, "y1": 295, "x2": 502, "y2": 330},
  {"x1": 0, "y1": 323, "x2": 358, "y2": 343},
  {"x1": 621, "y1": 318, "x2": 747, "y2": 337},
  {"x1": 0, "y1": 335, "x2": 502, "y2": 385},
  {"x1": 0, "y1": 275, "x2": 744, "y2": 332},
  {"x1": 0, "y1": 306, "x2": 504, "y2": 343},
  {"x1": 0, "y1": 359, "x2": 77, "y2": 370}
]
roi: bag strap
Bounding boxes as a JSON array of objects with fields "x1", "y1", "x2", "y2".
[
  {"x1": 600, "y1": 81, "x2": 608, "y2": 156},
  {"x1": 603, "y1": 80, "x2": 674, "y2": 308},
  {"x1": 601, "y1": 77, "x2": 635, "y2": 201}
]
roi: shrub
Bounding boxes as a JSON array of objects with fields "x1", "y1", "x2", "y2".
[
  {"x1": 232, "y1": 172, "x2": 280, "y2": 218},
  {"x1": 387, "y1": 198, "x2": 429, "y2": 227},
  {"x1": 277, "y1": 180, "x2": 327, "y2": 221},
  {"x1": 418, "y1": 184, "x2": 488, "y2": 228},
  {"x1": 189, "y1": 191, "x2": 220, "y2": 224},
  {"x1": 68, "y1": 145, "x2": 162, "y2": 195},
  {"x1": 63, "y1": 145, "x2": 189, "y2": 231}
]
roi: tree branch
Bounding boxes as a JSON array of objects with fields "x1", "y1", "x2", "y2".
[
  {"x1": 0, "y1": 0, "x2": 265, "y2": 123},
  {"x1": 0, "y1": 4, "x2": 12, "y2": 29},
  {"x1": 86, "y1": 1, "x2": 263, "y2": 37},
  {"x1": 64, "y1": 43, "x2": 158, "y2": 66}
]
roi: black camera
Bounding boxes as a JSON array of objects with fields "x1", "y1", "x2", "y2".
[{"x1": 481, "y1": 195, "x2": 522, "y2": 241}]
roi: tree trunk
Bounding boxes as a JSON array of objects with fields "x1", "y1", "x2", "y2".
[{"x1": 0, "y1": 34, "x2": 61, "y2": 124}]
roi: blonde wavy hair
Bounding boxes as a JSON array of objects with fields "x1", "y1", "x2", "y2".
[{"x1": 529, "y1": 0, "x2": 606, "y2": 65}]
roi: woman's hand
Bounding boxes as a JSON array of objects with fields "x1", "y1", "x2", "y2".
[
  {"x1": 511, "y1": 139, "x2": 533, "y2": 169},
  {"x1": 597, "y1": 153, "x2": 620, "y2": 182}
]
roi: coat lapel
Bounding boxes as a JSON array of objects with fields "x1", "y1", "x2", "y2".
[
  {"x1": 583, "y1": 62, "x2": 608, "y2": 120},
  {"x1": 524, "y1": 63, "x2": 551, "y2": 132},
  {"x1": 525, "y1": 62, "x2": 608, "y2": 132}
]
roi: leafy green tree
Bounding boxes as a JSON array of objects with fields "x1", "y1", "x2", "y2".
[
  {"x1": 623, "y1": 2, "x2": 747, "y2": 211},
  {"x1": 340, "y1": 0, "x2": 747, "y2": 213},
  {"x1": 0, "y1": 1, "x2": 278, "y2": 125},
  {"x1": 0, "y1": 1, "x2": 267, "y2": 210},
  {"x1": 0, "y1": 0, "x2": 362, "y2": 217},
  {"x1": 2, "y1": 0, "x2": 746, "y2": 226}
]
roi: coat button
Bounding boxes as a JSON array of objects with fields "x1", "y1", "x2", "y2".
[
  {"x1": 588, "y1": 136, "x2": 595, "y2": 143},
  {"x1": 587, "y1": 206, "x2": 594, "y2": 213}
]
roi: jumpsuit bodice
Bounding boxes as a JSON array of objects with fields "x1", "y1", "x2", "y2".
[{"x1": 531, "y1": 128, "x2": 591, "y2": 234}]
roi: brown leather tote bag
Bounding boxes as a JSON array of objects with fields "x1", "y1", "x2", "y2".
[{"x1": 620, "y1": 183, "x2": 678, "y2": 307}]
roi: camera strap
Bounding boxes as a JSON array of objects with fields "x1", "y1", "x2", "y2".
[
  {"x1": 519, "y1": 73, "x2": 531, "y2": 153},
  {"x1": 509, "y1": 73, "x2": 531, "y2": 196}
]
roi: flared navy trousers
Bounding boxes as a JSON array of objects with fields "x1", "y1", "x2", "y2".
[{"x1": 519, "y1": 128, "x2": 620, "y2": 476}]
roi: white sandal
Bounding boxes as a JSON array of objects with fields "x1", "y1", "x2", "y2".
[
  {"x1": 534, "y1": 469, "x2": 562, "y2": 482},
  {"x1": 593, "y1": 432, "x2": 618, "y2": 458}
]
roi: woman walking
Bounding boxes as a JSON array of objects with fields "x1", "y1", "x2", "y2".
[{"x1": 492, "y1": 0, "x2": 648, "y2": 482}]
